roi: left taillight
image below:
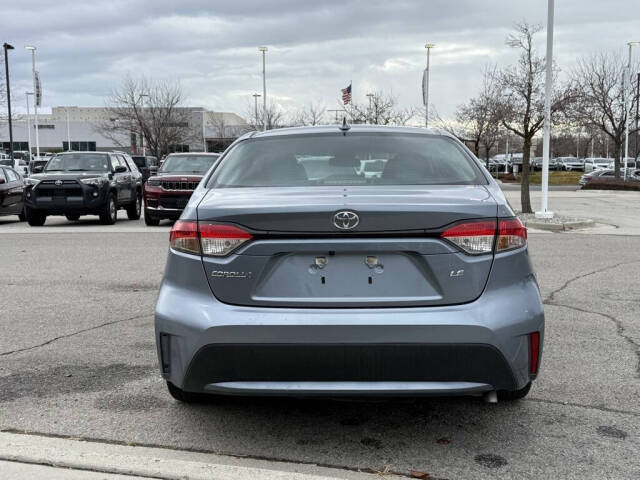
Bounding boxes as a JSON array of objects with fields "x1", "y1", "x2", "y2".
[
  {"x1": 441, "y1": 220, "x2": 496, "y2": 255},
  {"x1": 497, "y1": 217, "x2": 527, "y2": 252},
  {"x1": 169, "y1": 221, "x2": 252, "y2": 257}
]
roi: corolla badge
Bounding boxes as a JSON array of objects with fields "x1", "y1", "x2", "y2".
[{"x1": 333, "y1": 210, "x2": 359, "y2": 230}]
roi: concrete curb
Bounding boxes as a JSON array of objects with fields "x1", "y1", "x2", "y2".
[
  {"x1": 0, "y1": 431, "x2": 402, "y2": 480},
  {"x1": 522, "y1": 219, "x2": 595, "y2": 232}
]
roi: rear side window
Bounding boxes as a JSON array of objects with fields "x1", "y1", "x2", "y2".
[
  {"x1": 208, "y1": 133, "x2": 486, "y2": 188},
  {"x1": 0, "y1": 168, "x2": 6, "y2": 182},
  {"x1": 5, "y1": 168, "x2": 19, "y2": 181}
]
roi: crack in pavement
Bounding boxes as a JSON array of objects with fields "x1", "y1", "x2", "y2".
[
  {"x1": 0, "y1": 429, "x2": 428, "y2": 480},
  {"x1": 526, "y1": 397, "x2": 640, "y2": 417},
  {"x1": 0, "y1": 313, "x2": 152, "y2": 357},
  {"x1": 543, "y1": 259, "x2": 640, "y2": 304},
  {"x1": 545, "y1": 301, "x2": 640, "y2": 375}
]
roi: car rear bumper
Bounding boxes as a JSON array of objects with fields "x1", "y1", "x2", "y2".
[{"x1": 155, "y1": 248, "x2": 545, "y2": 396}]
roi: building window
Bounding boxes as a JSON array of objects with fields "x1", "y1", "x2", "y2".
[
  {"x1": 2, "y1": 142, "x2": 29, "y2": 152},
  {"x1": 168, "y1": 144, "x2": 190, "y2": 153},
  {"x1": 63, "y1": 141, "x2": 97, "y2": 151}
]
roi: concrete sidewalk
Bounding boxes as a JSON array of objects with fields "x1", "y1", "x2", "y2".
[{"x1": 0, "y1": 431, "x2": 402, "y2": 480}]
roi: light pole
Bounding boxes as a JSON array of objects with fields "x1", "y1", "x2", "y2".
[
  {"x1": 200, "y1": 110, "x2": 207, "y2": 152},
  {"x1": 252, "y1": 93, "x2": 261, "y2": 129},
  {"x1": 3, "y1": 43, "x2": 15, "y2": 161},
  {"x1": 65, "y1": 107, "x2": 71, "y2": 150},
  {"x1": 139, "y1": 93, "x2": 149, "y2": 155},
  {"x1": 624, "y1": 41, "x2": 640, "y2": 180},
  {"x1": 366, "y1": 93, "x2": 374, "y2": 123},
  {"x1": 25, "y1": 92, "x2": 33, "y2": 157},
  {"x1": 536, "y1": 0, "x2": 555, "y2": 219},
  {"x1": 25, "y1": 46, "x2": 40, "y2": 159},
  {"x1": 258, "y1": 46, "x2": 268, "y2": 131},
  {"x1": 423, "y1": 43, "x2": 435, "y2": 128}
]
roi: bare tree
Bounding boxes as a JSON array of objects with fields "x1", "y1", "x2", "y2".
[
  {"x1": 351, "y1": 91, "x2": 416, "y2": 125},
  {"x1": 95, "y1": 75, "x2": 195, "y2": 158},
  {"x1": 496, "y1": 22, "x2": 571, "y2": 213},
  {"x1": 292, "y1": 102, "x2": 326, "y2": 126},
  {"x1": 244, "y1": 101, "x2": 287, "y2": 131},
  {"x1": 568, "y1": 52, "x2": 640, "y2": 177}
]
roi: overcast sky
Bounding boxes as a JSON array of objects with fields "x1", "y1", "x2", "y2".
[{"x1": 2, "y1": 0, "x2": 638, "y2": 121}]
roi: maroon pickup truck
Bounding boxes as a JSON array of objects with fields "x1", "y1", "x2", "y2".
[{"x1": 143, "y1": 152, "x2": 220, "y2": 226}]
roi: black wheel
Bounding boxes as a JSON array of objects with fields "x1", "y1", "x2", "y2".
[
  {"x1": 144, "y1": 209, "x2": 160, "y2": 226},
  {"x1": 166, "y1": 381, "x2": 199, "y2": 403},
  {"x1": 498, "y1": 382, "x2": 532, "y2": 401},
  {"x1": 126, "y1": 193, "x2": 142, "y2": 220},
  {"x1": 65, "y1": 214, "x2": 80, "y2": 221},
  {"x1": 25, "y1": 207, "x2": 46, "y2": 226},
  {"x1": 99, "y1": 193, "x2": 117, "y2": 225},
  {"x1": 18, "y1": 205, "x2": 26, "y2": 222}
]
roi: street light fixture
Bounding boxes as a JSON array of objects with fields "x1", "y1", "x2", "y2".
[
  {"x1": 423, "y1": 43, "x2": 435, "y2": 128},
  {"x1": 535, "y1": 0, "x2": 555, "y2": 219},
  {"x1": 25, "y1": 45, "x2": 40, "y2": 160},
  {"x1": 624, "y1": 41, "x2": 640, "y2": 181},
  {"x1": 139, "y1": 93, "x2": 149, "y2": 155},
  {"x1": 258, "y1": 46, "x2": 267, "y2": 131},
  {"x1": 25, "y1": 92, "x2": 33, "y2": 158},
  {"x1": 3, "y1": 43, "x2": 15, "y2": 161}
]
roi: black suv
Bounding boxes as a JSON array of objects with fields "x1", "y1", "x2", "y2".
[
  {"x1": 24, "y1": 151, "x2": 143, "y2": 226},
  {"x1": 131, "y1": 155, "x2": 159, "y2": 183}
]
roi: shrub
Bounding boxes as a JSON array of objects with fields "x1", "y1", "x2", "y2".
[{"x1": 582, "y1": 178, "x2": 640, "y2": 191}]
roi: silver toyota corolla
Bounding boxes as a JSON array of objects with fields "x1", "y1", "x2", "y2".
[{"x1": 155, "y1": 125, "x2": 544, "y2": 402}]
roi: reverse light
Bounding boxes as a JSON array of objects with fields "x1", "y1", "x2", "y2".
[
  {"x1": 441, "y1": 220, "x2": 496, "y2": 255},
  {"x1": 497, "y1": 218, "x2": 527, "y2": 252},
  {"x1": 169, "y1": 221, "x2": 252, "y2": 257},
  {"x1": 199, "y1": 223, "x2": 253, "y2": 256}
]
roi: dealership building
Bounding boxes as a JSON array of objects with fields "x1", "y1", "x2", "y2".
[{"x1": 0, "y1": 106, "x2": 248, "y2": 155}]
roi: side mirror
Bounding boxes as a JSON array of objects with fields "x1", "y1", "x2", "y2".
[
  {"x1": 33, "y1": 165, "x2": 44, "y2": 173},
  {"x1": 149, "y1": 165, "x2": 158, "y2": 174},
  {"x1": 114, "y1": 165, "x2": 127, "y2": 173}
]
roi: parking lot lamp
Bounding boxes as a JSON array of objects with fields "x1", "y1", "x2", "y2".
[
  {"x1": 25, "y1": 45, "x2": 40, "y2": 159},
  {"x1": 259, "y1": 46, "x2": 267, "y2": 131},
  {"x1": 25, "y1": 92, "x2": 33, "y2": 157},
  {"x1": 252, "y1": 93, "x2": 261, "y2": 129},
  {"x1": 423, "y1": 43, "x2": 435, "y2": 128},
  {"x1": 3, "y1": 43, "x2": 15, "y2": 160},
  {"x1": 139, "y1": 93, "x2": 149, "y2": 155},
  {"x1": 536, "y1": 0, "x2": 554, "y2": 219},
  {"x1": 624, "y1": 41, "x2": 640, "y2": 181}
]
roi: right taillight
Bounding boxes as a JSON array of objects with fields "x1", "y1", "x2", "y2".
[
  {"x1": 441, "y1": 220, "x2": 497, "y2": 255},
  {"x1": 497, "y1": 217, "x2": 527, "y2": 252},
  {"x1": 529, "y1": 331, "x2": 540, "y2": 375},
  {"x1": 169, "y1": 221, "x2": 252, "y2": 257}
]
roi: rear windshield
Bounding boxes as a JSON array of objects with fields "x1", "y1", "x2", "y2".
[
  {"x1": 160, "y1": 155, "x2": 218, "y2": 174},
  {"x1": 45, "y1": 153, "x2": 110, "y2": 172},
  {"x1": 208, "y1": 133, "x2": 486, "y2": 188}
]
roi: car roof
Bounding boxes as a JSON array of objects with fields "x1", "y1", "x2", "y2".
[
  {"x1": 165, "y1": 152, "x2": 220, "y2": 156},
  {"x1": 244, "y1": 124, "x2": 453, "y2": 140}
]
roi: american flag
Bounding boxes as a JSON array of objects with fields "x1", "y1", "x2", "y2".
[{"x1": 341, "y1": 83, "x2": 352, "y2": 105}]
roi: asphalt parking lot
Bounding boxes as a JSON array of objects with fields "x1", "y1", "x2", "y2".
[{"x1": 1, "y1": 200, "x2": 639, "y2": 479}]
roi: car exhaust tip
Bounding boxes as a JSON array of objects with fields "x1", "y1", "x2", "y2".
[{"x1": 483, "y1": 391, "x2": 498, "y2": 404}]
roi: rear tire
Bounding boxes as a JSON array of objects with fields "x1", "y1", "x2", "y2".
[
  {"x1": 18, "y1": 206, "x2": 26, "y2": 222},
  {"x1": 26, "y1": 207, "x2": 46, "y2": 226},
  {"x1": 65, "y1": 214, "x2": 80, "y2": 221},
  {"x1": 166, "y1": 381, "x2": 199, "y2": 403},
  {"x1": 99, "y1": 193, "x2": 117, "y2": 225},
  {"x1": 498, "y1": 381, "x2": 532, "y2": 401},
  {"x1": 144, "y1": 209, "x2": 160, "y2": 226},
  {"x1": 126, "y1": 193, "x2": 142, "y2": 220}
]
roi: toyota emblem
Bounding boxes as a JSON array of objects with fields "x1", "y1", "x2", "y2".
[
  {"x1": 333, "y1": 211, "x2": 359, "y2": 230},
  {"x1": 54, "y1": 180, "x2": 63, "y2": 186}
]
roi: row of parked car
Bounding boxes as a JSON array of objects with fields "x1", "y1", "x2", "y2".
[
  {"x1": 486, "y1": 154, "x2": 637, "y2": 173},
  {"x1": 0, "y1": 151, "x2": 220, "y2": 226}
]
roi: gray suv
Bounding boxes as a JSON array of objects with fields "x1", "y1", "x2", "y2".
[{"x1": 155, "y1": 125, "x2": 544, "y2": 402}]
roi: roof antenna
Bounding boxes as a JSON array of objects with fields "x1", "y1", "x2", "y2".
[{"x1": 339, "y1": 116, "x2": 351, "y2": 134}]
